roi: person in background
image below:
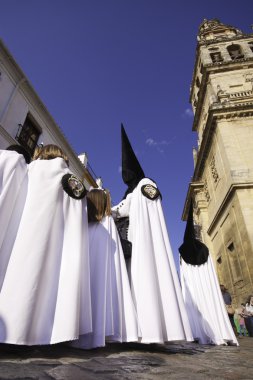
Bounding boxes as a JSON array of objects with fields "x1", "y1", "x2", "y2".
[
  {"x1": 234, "y1": 304, "x2": 247, "y2": 337},
  {"x1": 241, "y1": 296, "x2": 253, "y2": 337},
  {"x1": 220, "y1": 285, "x2": 236, "y2": 332},
  {"x1": 220, "y1": 285, "x2": 232, "y2": 305}
]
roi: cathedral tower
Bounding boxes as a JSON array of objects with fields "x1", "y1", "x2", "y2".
[{"x1": 183, "y1": 19, "x2": 253, "y2": 305}]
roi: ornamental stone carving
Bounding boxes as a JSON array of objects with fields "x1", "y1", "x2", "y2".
[
  {"x1": 203, "y1": 179, "x2": 210, "y2": 201},
  {"x1": 210, "y1": 156, "x2": 219, "y2": 183}
]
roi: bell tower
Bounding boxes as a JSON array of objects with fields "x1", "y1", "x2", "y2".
[{"x1": 183, "y1": 19, "x2": 253, "y2": 305}]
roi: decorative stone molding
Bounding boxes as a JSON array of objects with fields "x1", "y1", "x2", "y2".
[
  {"x1": 194, "y1": 223, "x2": 202, "y2": 241},
  {"x1": 203, "y1": 179, "x2": 210, "y2": 201},
  {"x1": 199, "y1": 34, "x2": 252, "y2": 47},
  {"x1": 204, "y1": 55, "x2": 253, "y2": 67},
  {"x1": 210, "y1": 156, "x2": 219, "y2": 183},
  {"x1": 210, "y1": 105, "x2": 253, "y2": 119},
  {"x1": 229, "y1": 89, "x2": 253, "y2": 102},
  {"x1": 244, "y1": 73, "x2": 253, "y2": 83},
  {"x1": 217, "y1": 85, "x2": 229, "y2": 103}
]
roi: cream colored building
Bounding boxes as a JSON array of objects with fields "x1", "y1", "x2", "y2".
[
  {"x1": 0, "y1": 39, "x2": 97, "y2": 188},
  {"x1": 183, "y1": 19, "x2": 253, "y2": 306}
]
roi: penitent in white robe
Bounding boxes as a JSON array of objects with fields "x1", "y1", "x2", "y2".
[
  {"x1": 72, "y1": 215, "x2": 139, "y2": 349},
  {"x1": 0, "y1": 150, "x2": 28, "y2": 290},
  {"x1": 180, "y1": 256, "x2": 238, "y2": 345},
  {"x1": 113, "y1": 178, "x2": 193, "y2": 344},
  {"x1": 0, "y1": 158, "x2": 91, "y2": 345}
]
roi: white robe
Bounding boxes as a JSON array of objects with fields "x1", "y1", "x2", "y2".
[
  {"x1": 0, "y1": 158, "x2": 91, "y2": 345},
  {"x1": 72, "y1": 216, "x2": 139, "y2": 349},
  {"x1": 0, "y1": 150, "x2": 28, "y2": 290},
  {"x1": 113, "y1": 178, "x2": 193, "y2": 344},
  {"x1": 180, "y1": 256, "x2": 238, "y2": 345}
]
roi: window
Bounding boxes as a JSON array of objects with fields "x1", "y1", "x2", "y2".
[
  {"x1": 16, "y1": 116, "x2": 41, "y2": 155},
  {"x1": 227, "y1": 44, "x2": 244, "y2": 60},
  {"x1": 217, "y1": 255, "x2": 222, "y2": 264},
  {"x1": 216, "y1": 253, "x2": 223, "y2": 283},
  {"x1": 227, "y1": 242, "x2": 242, "y2": 283},
  {"x1": 210, "y1": 52, "x2": 223, "y2": 63},
  {"x1": 227, "y1": 242, "x2": 234, "y2": 252}
]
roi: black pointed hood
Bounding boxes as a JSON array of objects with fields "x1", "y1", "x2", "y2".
[
  {"x1": 121, "y1": 124, "x2": 145, "y2": 198},
  {"x1": 179, "y1": 200, "x2": 209, "y2": 265}
]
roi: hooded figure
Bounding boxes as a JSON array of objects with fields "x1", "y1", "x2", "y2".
[
  {"x1": 179, "y1": 200, "x2": 238, "y2": 345},
  {"x1": 112, "y1": 125, "x2": 193, "y2": 344},
  {"x1": 0, "y1": 145, "x2": 31, "y2": 290},
  {"x1": 0, "y1": 144, "x2": 91, "y2": 345},
  {"x1": 71, "y1": 188, "x2": 138, "y2": 349}
]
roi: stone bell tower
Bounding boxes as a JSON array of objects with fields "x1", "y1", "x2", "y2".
[{"x1": 183, "y1": 19, "x2": 253, "y2": 306}]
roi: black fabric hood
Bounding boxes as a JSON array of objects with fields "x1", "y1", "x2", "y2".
[
  {"x1": 121, "y1": 124, "x2": 145, "y2": 198},
  {"x1": 179, "y1": 200, "x2": 209, "y2": 265}
]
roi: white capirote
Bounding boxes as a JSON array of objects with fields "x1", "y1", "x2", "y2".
[
  {"x1": 180, "y1": 256, "x2": 238, "y2": 345},
  {"x1": 72, "y1": 215, "x2": 139, "y2": 349},
  {"x1": 0, "y1": 158, "x2": 91, "y2": 345},
  {"x1": 0, "y1": 150, "x2": 28, "y2": 290},
  {"x1": 113, "y1": 178, "x2": 193, "y2": 344}
]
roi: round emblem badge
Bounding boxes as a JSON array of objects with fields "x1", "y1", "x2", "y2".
[
  {"x1": 141, "y1": 184, "x2": 161, "y2": 200},
  {"x1": 61, "y1": 174, "x2": 87, "y2": 199}
]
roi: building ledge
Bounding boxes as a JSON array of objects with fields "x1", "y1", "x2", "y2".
[
  {"x1": 181, "y1": 181, "x2": 204, "y2": 221},
  {"x1": 207, "y1": 182, "x2": 253, "y2": 234}
]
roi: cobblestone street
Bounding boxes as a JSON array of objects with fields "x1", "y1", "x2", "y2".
[{"x1": 0, "y1": 337, "x2": 252, "y2": 380}]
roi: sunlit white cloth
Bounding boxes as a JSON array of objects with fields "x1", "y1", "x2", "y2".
[
  {"x1": 0, "y1": 158, "x2": 91, "y2": 345},
  {"x1": 72, "y1": 215, "x2": 139, "y2": 349},
  {"x1": 180, "y1": 256, "x2": 238, "y2": 345},
  {"x1": 0, "y1": 149, "x2": 28, "y2": 290},
  {"x1": 113, "y1": 178, "x2": 193, "y2": 343}
]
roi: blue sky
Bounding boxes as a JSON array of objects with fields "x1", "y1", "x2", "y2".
[{"x1": 1, "y1": 0, "x2": 252, "y2": 266}]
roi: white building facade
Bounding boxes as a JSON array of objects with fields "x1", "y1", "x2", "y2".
[{"x1": 0, "y1": 39, "x2": 97, "y2": 188}]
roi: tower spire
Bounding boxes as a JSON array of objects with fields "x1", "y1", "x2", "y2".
[{"x1": 198, "y1": 18, "x2": 242, "y2": 43}]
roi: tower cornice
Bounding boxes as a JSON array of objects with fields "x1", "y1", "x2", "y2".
[
  {"x1": 193, "y1": 104, "x2": 253, "y2": 183},
  {"x1": 192, "y1": 57, "x2": 253, "y2": 131},
  {"x1": 198, "y1": 33, "x2": 253, "y2": 46}
]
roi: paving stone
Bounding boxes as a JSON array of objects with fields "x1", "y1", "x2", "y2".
[
  {"x1": 46, "y1": 364, "x2": 102, "y2": 380},
  {"x1": 0, "y1": 363, "x2": 56, "y2": 380},
  {"x1": 0, "y1": 338, "x2": 252, "y2": 379}
]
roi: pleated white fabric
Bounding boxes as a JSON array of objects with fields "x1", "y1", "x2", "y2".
[
  {"x1": 0, "y1": 158, "x2": 91, "y2": 345},
  {"x1": 72, "y1": 216, "x2": 139, "y2": 349},
  {"x1": 0, "y1": 150, "x2": 28, "y2": 290},
  {"x1": 115, "y1": 178, "x2": 193, "y2": 344},
  {"x1": 180, "y1": 256, "x2": 238, "y2": 345}
]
